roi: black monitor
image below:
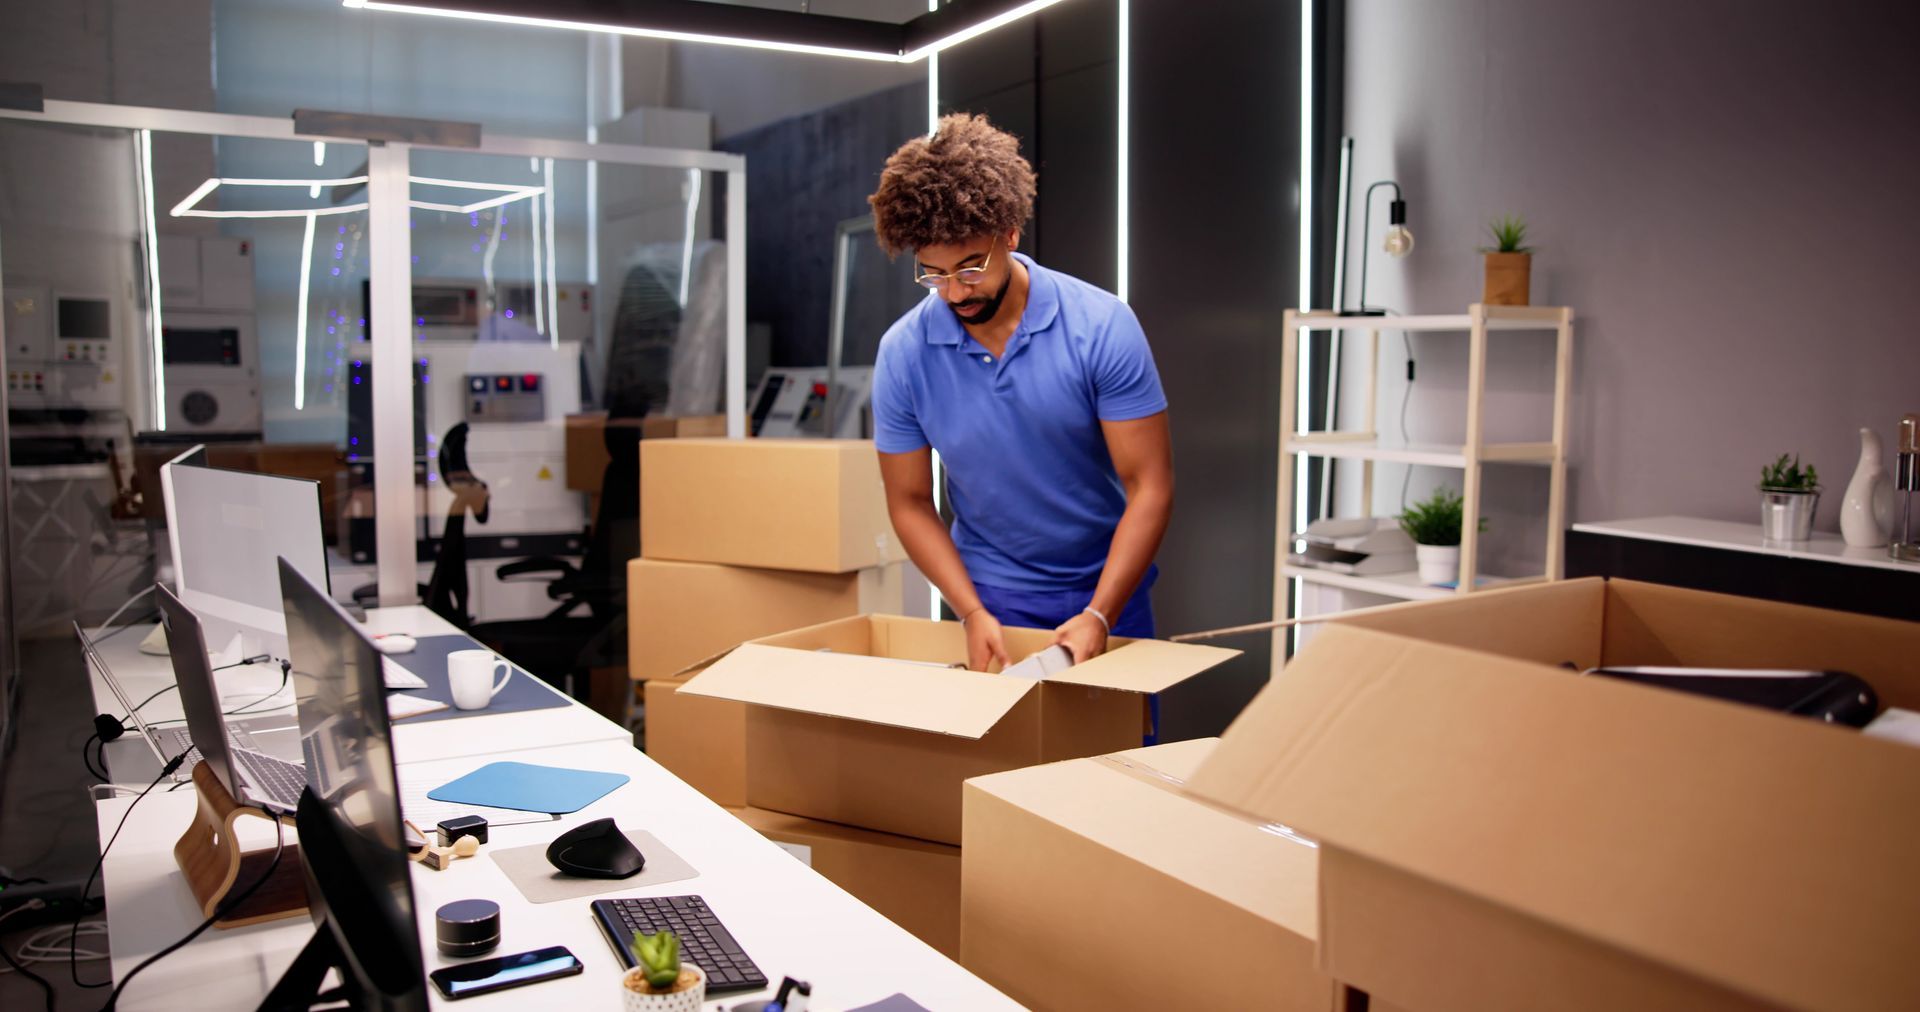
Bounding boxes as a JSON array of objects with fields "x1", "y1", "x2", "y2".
[{"x1": 262, "y1": 558, "x2": 426, "y2": 1012}]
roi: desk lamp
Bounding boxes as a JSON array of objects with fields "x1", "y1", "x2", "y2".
[{"x1": 1341, "y1": 180, "x2": 1413, "y2": 316}]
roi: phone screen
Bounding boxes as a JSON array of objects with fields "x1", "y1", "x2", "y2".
[{"x1": 429, "y1": 945, "x2": 583, "y2": 1000}]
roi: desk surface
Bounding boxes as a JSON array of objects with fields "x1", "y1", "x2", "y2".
[
  {"x1": 1571, "y1": 515, "x2": 1920, "y2": 574},
  {"x1": 89, "y1": 606, "x2": 1015, "y2": 1010},
  {"x1": 89, "y1": 606, "x2": 630, "y2": 768},
  {"x1": 97, "y1": 741, "x2": 1016, "y2": 1011}
]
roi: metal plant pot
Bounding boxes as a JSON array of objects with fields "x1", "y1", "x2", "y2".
[{"x1": 1759, "y1": 487, "x2": 1820, "y2": 542}]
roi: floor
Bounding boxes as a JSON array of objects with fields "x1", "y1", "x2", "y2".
[{"x1": 2, "y1": 634, "x2": 118, "y2": 1011}]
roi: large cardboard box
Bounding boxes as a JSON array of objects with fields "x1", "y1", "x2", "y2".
[
  {"x1": 639, "y1": 438, "x2": 900, "y2": 573},
  {"x1": 677, "y1": 614, "x2": 1237, "y2": 844},
  {"x1": 564, "y1": 412, "x2": 725, "y2": 494},
  {"x1": 963, "y1": 738, "x2": 1331, "y2": 1012},
  {"x1": 645, "y1": 677, "x2": 747, "y2": 807},
  {"x1": 730, "y1": 806, "x2": 961, "y2": 959},
  {"x1": 1186, "y1": 578, "x2": 1920, "y2": 1012},
  {"x1": 625, "y1": 558, "x2": 907, "y2": 682}
]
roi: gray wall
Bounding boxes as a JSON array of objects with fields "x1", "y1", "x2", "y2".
[{"x1": 1341, "y1": 0, "x2": 1920, "y2": 543}]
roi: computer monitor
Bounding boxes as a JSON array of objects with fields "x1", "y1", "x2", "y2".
[
  {"x1": 162, "y1": 457, "x2": 330, "y2": 663},
  {"x1": 263, "y1": 559, "x2": 426, "y2": 1012}
]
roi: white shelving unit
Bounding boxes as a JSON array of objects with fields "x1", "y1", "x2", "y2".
[{"x1": 1272, "y1": 304, "x2": 1575, "y2": 667}]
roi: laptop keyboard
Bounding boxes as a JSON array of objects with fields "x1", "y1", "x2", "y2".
[
  {"x1": 593, "y1": 896, "x2": 768, "y2": 994},
  {"x1": 234, "y1": 749, "x2": 308, "y2": 808},
  {"x1": 156, "y1": 727, "x2": 203, "y2": 778}
]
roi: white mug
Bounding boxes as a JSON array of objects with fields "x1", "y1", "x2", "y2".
[{"x1": 447, "y1": 649, "x2": 512, "y2": 710}]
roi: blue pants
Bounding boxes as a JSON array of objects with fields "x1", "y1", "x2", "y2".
[{"x1": 974, "y1": 571, "x2": 1161, "y2": 744}]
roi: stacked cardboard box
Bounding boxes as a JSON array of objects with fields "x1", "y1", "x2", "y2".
[
  {"x1": 1184, "y1": 578, "x2": 1920, "y2": 1012},
  {"x1": 963, "y1": 738, "x2": 1333, "y2": 1012},
  {"x1": 632, "y1": 439, "x2": 908, "y2": 810}
]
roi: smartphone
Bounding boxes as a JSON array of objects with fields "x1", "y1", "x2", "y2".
[{"x1": 428, "y1": 945, "x2": 584, "y2": 1000}]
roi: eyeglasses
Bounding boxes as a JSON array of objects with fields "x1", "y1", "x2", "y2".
[{"x1": 914, "y1": 240, "x2": 997, "y2": 290}]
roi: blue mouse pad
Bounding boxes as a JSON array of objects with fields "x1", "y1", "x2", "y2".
[
  {"x1": 383, "y1": 635, "x2": 571, "y2": 723},
  {"x1": 427, "y1": 761, "x2": 631, "y2": 814}
]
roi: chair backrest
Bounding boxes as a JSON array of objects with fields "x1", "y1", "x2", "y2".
[{"x1": 424, "y1": 422, "x2": 485, "y2": 627}]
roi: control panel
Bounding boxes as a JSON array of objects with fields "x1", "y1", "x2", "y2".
[{"x1": 464, "y1": 373, "x2": 546, "y2": 423}]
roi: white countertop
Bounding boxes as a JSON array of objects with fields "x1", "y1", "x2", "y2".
[{"x1": 1571, "y1": 516, "x2": 1920, "y2": 574}]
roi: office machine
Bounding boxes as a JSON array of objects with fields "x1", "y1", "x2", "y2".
[
  {"x1": 1288, "y1": 516, "x2": 1418, "y2": 575},
  {"x1": 749, "y1": 365, "x2": 873, "y2": 439},
  {"x1": 343, "y1": 339, "x2": 586, "y2": 565},
  {"x1": 265, "y1": 560, "x2": 429, "y2": 1012},
  {"x1": 158, "y1": 235, "x2": 262, "y2": 434},
  {"x1": 3, "y1": 287, "x2": 124, "y2": 411},
  {"x1": 402, "y1": 278, "x2": 594, "y2": 344},
  {"x1": 162, "y1": 456, "x2": 330, "y2": 662}
]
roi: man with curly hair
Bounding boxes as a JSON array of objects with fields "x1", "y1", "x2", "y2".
[{"x1": 868, "y1": 113, "x2": 1172, "y2": 673}]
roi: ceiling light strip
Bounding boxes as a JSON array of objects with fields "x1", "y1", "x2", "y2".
[{"x1": 294, "y1": 211, "x2": 317, "y2": 411}]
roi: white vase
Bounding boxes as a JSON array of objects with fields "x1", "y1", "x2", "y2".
[
  {"x1": 1415, "y1": 544, "x2": 1460, "y2": 586},
  {"x1": 1840, "y1": 427, "x2": 1895, "y2": 548},
  {"x1": 621, "y1": 964, "x2": 706, "y2": 1012}
]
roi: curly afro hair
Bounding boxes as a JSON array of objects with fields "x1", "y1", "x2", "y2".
[{"x1": 868, "y1": 113, "x2": 1036, "y2": 257}]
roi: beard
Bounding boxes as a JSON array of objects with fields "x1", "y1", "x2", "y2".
[{"x1": 946, "y1": 271, "x2": 1013, "y2": 326}]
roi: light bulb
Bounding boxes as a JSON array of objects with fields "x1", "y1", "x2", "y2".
[{"x1": 1383, "y1": 225, "x2": 1414, "y2": 258}]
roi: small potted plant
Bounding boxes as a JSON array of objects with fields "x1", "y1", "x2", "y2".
[
  {"x1": 621, "y1": 930, "x2": 705, "y2": 1012},
  {"x1": 1480, "y1": 214, "x2": 1533, "y2": 306},
  {"x1": 1399, "y1": 487, "x2": 1483, "y2": 586},
  {"x1": 1758, "y1": 453, "x2": 1820, "y2": 542}
]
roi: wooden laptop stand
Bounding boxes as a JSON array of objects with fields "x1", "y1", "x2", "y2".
[{"x1": 172, "y1": 762, "x2": 308, "y2": 928}]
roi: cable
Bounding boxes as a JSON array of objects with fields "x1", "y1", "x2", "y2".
[
  {"x1": 223, "y1": 659, "x2": 292, "y2": 716},
  {"x1": 5, "y1": 922, "x2": 108, "y2": 970},
  {"x1": 82, "y1": 733, "x2": 106, "y2": 782},
  {"x1": 0, "y1": 901, "x2": 55, "y2": 1008},
  {"x1": 91, "y1": 609, "x2": 159, "y2": 644},
  {"x1": 95, "y1": 585, "x2": 156, "y2": 636},
  {"x1": 71, "y1": 753, "x2": 184, "y2": 989},
  {"x1": 101, "y1": 813, "x2": 285, "y2": 1011}
]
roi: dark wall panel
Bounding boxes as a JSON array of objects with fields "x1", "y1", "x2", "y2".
[
  {"x1": 1133, "y1": 1, "x2": 1301, "y2": 739},
  {"x1": 718, "y1": 81, "x2": 927, "y2": 367}
]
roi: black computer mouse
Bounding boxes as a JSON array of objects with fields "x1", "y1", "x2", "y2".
[{"x1": 545, "y1": 818, "x2": 646, "y2": 879}]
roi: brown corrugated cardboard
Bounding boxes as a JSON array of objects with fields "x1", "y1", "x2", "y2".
[
  {"x1": 730, "y1": 806, "x2": 960, "y2": 959},
  {"x1": 677, "y1": 614, "x2": 1238, "y2": 844},
  {"x1": 644, "y1": 677, "x2": 747, "y2": 807},
  {"x1": 639, "y1": 438, "x2": 901, "y2": 572},
  {"x1": 962, "y1": 738, "x2": 1331, "y2": 1012},
  {"x1": 564, "y1": 412, "x2": 724, "y2": 493},
  {"x1": 625, "y1": 558, "x2": 906, "y2": 682},
  {"x1": 1186, "y1": 579, "x2": 1920, "y2": 1012}
]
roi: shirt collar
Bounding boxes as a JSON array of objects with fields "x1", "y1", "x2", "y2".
[{"x1": 921, "y1": 251, "x2": 1061, "y2": 347}]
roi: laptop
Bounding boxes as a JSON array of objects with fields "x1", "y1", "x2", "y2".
[
  {"x1": 157, "y1": 584, "x2": 310, "y2": 812},
  {"x1": 79, "y1": 622, "x2": 203, "y2": 785}
]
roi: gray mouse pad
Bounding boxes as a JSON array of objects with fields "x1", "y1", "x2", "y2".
[{"x1": 488, "y1": 829, "x2": 697, "y2": 904}]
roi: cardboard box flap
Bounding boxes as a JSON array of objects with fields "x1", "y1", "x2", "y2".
[
  {"x1": 1042, "y1": 639, "x2": 1242, "y2": 695},
  {"x1": 1186, "y1": 623, "x2": 1920, "y2": 1012},
  {"x1": 967, "y1": 739, "x2": 1318, "y2": 939},
  {"x1": 676, "y1": 643, "x2": 1037, "y2": 739}
]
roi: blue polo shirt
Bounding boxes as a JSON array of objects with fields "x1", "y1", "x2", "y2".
[{"x1": 872, "y1": 253, "x2": 1167, "y2": 593}]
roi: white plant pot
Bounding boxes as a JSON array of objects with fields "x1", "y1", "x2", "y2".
[
  {"x1": 621, "y1": 964, "x2": 706, "y2": 1012},
  {"x1": 1415, "y1": 544, "x2": 1460, "y2": 586}
]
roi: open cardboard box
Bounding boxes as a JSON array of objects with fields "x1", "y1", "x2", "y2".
[
  {"x1": 1186, "y1": 578, "x2": 1920, "y2": 1012},
  {"x1": 677, "y1": 614, "x2": 1238, "y2": 844},
  {"x1": 963, "y1": 737, "x2": 1332, "y2": 1012}
]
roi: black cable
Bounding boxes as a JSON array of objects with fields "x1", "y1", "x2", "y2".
[
  {"x1": 70, "y1": 753, "x2": 183, "y2": 989},
  {"x1": 123, "y1": 683, "x2": 178, "y2": 718},
  {"x1": 212, "y1": 653, "x2": 273, "y2": 673},
  {"x1": 0, "y1": 912, "x2": 55, "y2": 1011},
  {"x1": 101, "y1": 812, "x2": 285, "y2": 1011},
  {"x1": 81, "y1": 733, "x2": 106, "y2": 782},
  {"x1": 223, "y1": 660, "x2": 291, "y2": 717}
]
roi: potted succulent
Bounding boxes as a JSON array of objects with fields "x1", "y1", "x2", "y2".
[
  {"x1": 1398, "y1": 487, "x2": 1484, "y2": 586},
  {"x1": 621, "y1": 930, "x2": 705, "y2": 1012},
  {"x1": 1758, "y1": 453, "x2": 1820, "y2": 542},
  {"x1": 1479, "y1": 214, "x2": 1533, "y2": 306}
]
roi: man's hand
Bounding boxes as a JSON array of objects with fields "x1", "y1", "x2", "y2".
[
  {"x1": 1052, "y1": 611, "x2": 1110, "y2": 664},
  {"x1": 963, "y1": 609, "x2": 1011, "y2": 672}
]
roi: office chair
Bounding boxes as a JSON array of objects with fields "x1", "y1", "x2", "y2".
[{"x1": 351, "y1": 422, "x2": 485, "y2": 630}]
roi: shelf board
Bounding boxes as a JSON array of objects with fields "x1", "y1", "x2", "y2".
[
  {"x1": 1285, "y1": 563, "x2": 1538, "y2": 602},
  {"x1": 1284, "y1": 437, "x2": 1557, "y2": 467},
  {"x1": 1292, "y1": 306, "x2": 1567, "y2": 332}
]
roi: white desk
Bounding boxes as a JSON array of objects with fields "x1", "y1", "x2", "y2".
[
  {"x1": 89, "y1": 606, "x2": 631, "y2": 768},
  {"x1": 95, "y1": 738, "x2": 1015, "y2": 1011}
]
